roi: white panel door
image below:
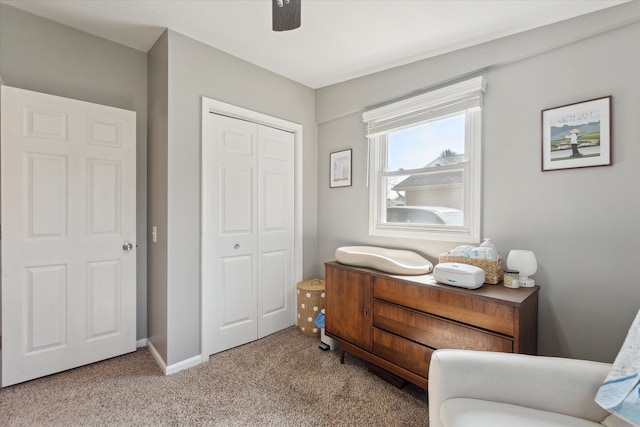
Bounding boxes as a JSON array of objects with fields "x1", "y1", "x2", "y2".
[
  {"x1": 257, "y1": 125, "x2": 294, "y2": 338},
  {"x1": 206, "y1": 113, "x2": 294, "y2": 355},
  {"x1": 1, "y1": 86, "x2": 136, "y2": 386},
  {"x1": 207, "y1": 114, "x2": 259, "y2": 354}
]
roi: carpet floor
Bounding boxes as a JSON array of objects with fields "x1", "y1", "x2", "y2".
[{"x1": 0, "y1": 326, "x2": 428, "y2": 426}]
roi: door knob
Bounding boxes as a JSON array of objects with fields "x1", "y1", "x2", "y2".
[
  {"x1": 234, "y1": 244, "x2": 240, "y2": 249},
  {"x1": 123, "y1": 242, "x2": 134, "y2": 252}
]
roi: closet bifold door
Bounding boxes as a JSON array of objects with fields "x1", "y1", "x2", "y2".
[{"x1": 205, "y1": 113, "x2": 294, "y2": 355}]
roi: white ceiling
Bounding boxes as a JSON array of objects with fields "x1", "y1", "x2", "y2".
[{"x1": 1, "y1": 0, "x2": 630, "y2": 88}]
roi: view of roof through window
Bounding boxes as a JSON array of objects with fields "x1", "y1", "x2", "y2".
[
  {"x1": 387, "y1": 114, "x2": 465, "y2": 172},
  {"x1": 384, "y1": 113, "x2": 466, "y2": 226}
]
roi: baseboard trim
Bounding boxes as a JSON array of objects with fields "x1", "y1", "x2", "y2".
[
  {"x1": 136, "y1": 338, "x2": 147, "y2": 348},
  {"x1": 165, "y1": 355, "x2": 202, "y2": 375},
  {"x1": 146, "y1": 341, "x2": 202, "y2": 376}
]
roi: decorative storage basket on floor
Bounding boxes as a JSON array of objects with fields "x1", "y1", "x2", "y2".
[
  {"x1": 438, "y1": 254, "x2": 504, "y2": 284},
  {"x1": 296, "y1": 278, "x2": 325, "y2": 337}
]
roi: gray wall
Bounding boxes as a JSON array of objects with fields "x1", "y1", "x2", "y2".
[
  {"x1": 0, "y1": 4, "x2": 149, "y2": 341},
  {"x1": 316, "y1": 2, "x2": 640, "y2": 362},
  {"x1": 149, "y1": 30, "x2": 317, "y2": 365},
  {"x1": 147, "y1": 31, "x2": 169, "y2": 360}
]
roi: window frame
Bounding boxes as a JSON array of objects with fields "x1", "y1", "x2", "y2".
[{"x1": 363, "y1": 77, "x2": 484, "y2": 243}]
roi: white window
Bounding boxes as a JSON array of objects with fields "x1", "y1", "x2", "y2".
[{"x1": 363, "y1": 77, "x2": 485, "y2": 243}]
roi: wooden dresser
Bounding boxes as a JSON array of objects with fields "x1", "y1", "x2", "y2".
[{"x1": 324, "y1": 261, "x2": 539, "y2": 390}]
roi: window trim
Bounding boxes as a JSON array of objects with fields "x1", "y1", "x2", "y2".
[{"x1": 363, "y1": 77, "x2": 484, "y2": 243}]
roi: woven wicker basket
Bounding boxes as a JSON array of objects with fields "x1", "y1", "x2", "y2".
[
  {"x1": 438, "y1": 254, "x2": 504, "y2": 284},
  {"x1": 296, "y1": 278, "x2": 325, "y2": 337}
]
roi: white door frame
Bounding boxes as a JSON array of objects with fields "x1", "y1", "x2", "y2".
[{"x1": 200, "y1": 97, "x2": 303, "y2": 362}]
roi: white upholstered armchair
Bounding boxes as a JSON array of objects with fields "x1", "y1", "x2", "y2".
[{"x1": 428, "y1": 349, "x2": 634, "y2": 427}]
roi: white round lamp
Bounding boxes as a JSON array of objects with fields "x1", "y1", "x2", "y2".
[{"x1": 506, "y1": 250, "x2": 537, "y2": 287}]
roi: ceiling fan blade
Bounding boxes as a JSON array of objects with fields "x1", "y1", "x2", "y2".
[{"x1": 273, "y1": 0, "x2": 301, "y2": 32}]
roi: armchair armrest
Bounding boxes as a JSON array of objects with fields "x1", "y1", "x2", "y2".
[{"x1": 428, "y1": 349, "x2": 612, "y2": 427}]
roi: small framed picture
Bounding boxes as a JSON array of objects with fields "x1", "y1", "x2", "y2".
[
  {"x1": 541, "y1": 96, "x2": 611, "y2": 171},
  {"x1": 330, "y1": 149, "x2": 352, "y2": 188}
]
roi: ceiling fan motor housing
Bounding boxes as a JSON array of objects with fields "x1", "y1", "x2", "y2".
[{"x1": 273, "y1": 0, "x2": 301, "y2": 31}]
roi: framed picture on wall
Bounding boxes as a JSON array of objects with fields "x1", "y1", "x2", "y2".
[
  {"x1": 541, "y1": 96, "x2": 612, "y2": 171},
  {"x1": 330, "y1": 149, "x2": 352, "y2": 188}
]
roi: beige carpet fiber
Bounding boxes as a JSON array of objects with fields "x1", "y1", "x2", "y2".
[{"x1": 0, "y1": 327, "x2": 428, "y2": 426}]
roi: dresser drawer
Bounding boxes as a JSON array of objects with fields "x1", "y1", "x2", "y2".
[
  {"x1": 372, "y1": 328, "x2": 433, "y2": 377},
  {"x1": 373, "y1": 300, "x2": 513, "y2": 352},
  {"x1": 374, "y1": 277, "x2": 516, "y2": 336}
]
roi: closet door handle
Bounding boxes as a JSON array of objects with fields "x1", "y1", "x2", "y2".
[{"x1": 234, "y1": 243, "x2": 240, "y2": 249}]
